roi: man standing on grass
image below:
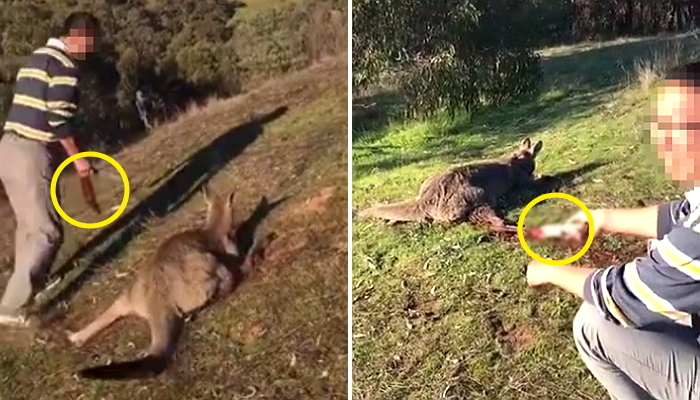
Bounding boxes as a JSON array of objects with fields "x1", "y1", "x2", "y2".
[
  {"x1": 0, "y1": 12, "x2": 101, "y2": 327},
  {"x1": 526, "y1": 62, "x2": 700, "y2": 400}
]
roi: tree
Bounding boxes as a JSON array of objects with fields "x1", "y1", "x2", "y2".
[{"x1": 353, "y1": 0, "x2": 542, "y2": 117}]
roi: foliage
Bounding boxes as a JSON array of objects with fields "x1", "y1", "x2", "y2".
[
  {"x1": 352, "y1": 0, "x2": 543, "y2": 117},
  {"x1": 0, "y1": 0, "x2": 347, "y2": 150},
  {"x1": 571, "y1": 0, "x2": 700, "y2": 40},
  {"x1": 234, "y1": 0, "x2": 347, "y2": 86},
  {"x1": 353, "y1": 0, "x2": 700, "y2": 117}
]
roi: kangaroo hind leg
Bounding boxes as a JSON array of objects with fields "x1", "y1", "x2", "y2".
[{"x1": 68, "y1": 293, "x2": 134, "y2": 347}]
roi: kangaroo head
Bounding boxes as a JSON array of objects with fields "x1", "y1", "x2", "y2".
[
  {"x1": 202, "y1": 185, "x2": 239, "y2": 256},
  {"x1": 508, "y1": 137, "x2": 543, "y2": 177}
]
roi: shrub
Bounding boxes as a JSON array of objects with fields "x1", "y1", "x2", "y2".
[
  {"x1": 234, "y1": 0, "x2": 347, "y2": 86},
  {"x1": 353, "y1": 0, "x2": 542, "y2": 118}
]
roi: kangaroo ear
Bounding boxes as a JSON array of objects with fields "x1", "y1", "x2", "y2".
[
  {"x1": 532, "y1": 140, "x2": 543, "y2": 157},
  {"x1": 202, "y1": 184, "x2": 212, "y2": 204},
  {"x1": 520, "y1": 137, "x2": 531, "y2": 150},
  {"x1": 226, "y1": 191, "x2": 235, "y2": 208}
]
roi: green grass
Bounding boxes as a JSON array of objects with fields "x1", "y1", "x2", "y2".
[{"x1": 352, "y1": 34, "x2": 700, "y2": 400}]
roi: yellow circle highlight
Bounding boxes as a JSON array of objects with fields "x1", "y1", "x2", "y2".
[
  {"x1": 517, "y1": 192, "x2": 594, "y2": 266},
  {"x1": 51, "y1": 151, "x2": 130, "y2": 229}
]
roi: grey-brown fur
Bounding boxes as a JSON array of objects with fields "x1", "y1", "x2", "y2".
[
  {"x1": 67, "y1": 185, "x2": 264, "y2": 380},
  {"x1": 359, "y1": 138, "x2": 543, "y2": 231}
]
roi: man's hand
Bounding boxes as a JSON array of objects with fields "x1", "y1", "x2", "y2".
[
  {"x1": 562, "y1": 209, "x2": 607, "y2": 242},
  {"x1": 73, "y1": 157, "x2": 92, "y2": 177},
  {"x1": 526, "y1": 259, "x2": 595, "y2": 298},
  {"x1": 526, "y1": 260, "x2": 551, "y2": 287}
]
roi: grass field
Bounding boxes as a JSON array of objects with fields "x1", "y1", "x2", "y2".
[
  {"x1": 232, "y1": 0, "x2": 309, "y2": 21},
  {"x1": 352, "y1": 33, "x2": 700, "y2": 400},
  {"x1": 0, "y1": 56, "x2": 347, "y2": 400}
]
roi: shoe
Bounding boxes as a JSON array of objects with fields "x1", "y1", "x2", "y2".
[{"x1": 0, "y1": 313, "x2": 31, "y2": 328}]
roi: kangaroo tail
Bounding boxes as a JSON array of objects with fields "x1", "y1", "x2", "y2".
[
  {"x1": 78, "y1": 308, "x2": 181, "y2": 381},
  {"x1": 358, "y1": 201, "x2": 427, "y2": 222},
  {"x1": 78, "y1": 355, "x2": 169, "y2": 380}
]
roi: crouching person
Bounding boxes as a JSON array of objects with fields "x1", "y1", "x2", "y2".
[{"x1": 527, "y1": 62, "x2": 700, "y2": 400}]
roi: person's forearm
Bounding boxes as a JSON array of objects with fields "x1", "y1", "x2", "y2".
[
  {"x1": 59, "y1": 136, "x2": 80, "y2": 157},
  {"x1": 541, "y1": 264, "x2": 597, "y2": 298},
  {"x1": 599, "y1": 206, "x2": 658, "y2": 238}
]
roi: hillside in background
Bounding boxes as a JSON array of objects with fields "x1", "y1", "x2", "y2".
[
  {"x1": 0, "y1": 0, "x2": 348, "y2": 398},
  {"x1": 0, "y1": 0, "x2": 346, "y2": 150}
]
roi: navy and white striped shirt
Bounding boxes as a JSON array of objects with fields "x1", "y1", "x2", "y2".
[
  {"x1": 3, "y1": 38, "x2": 79, "y2": 142},
  {"x1": 584, "y1": 188, "x2": 700, "y2": 329}
]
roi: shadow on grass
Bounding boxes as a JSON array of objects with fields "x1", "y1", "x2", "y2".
[
  {"x1": 234, "y1": 196, "x2": 287, "y2": 261},
  {"x1": 353, "y1": 140, "x2": 492, "y2": 179},
  {"x1": 352, "y1": 69, "x2": 620, "y2": 179},
  {"x1": 352, "y1": 85, "x2": 616, "y2": 181},
  {"x1": 352, "y1": 91, "x2": 404, "y2": 143},
  {"x1": 497, "y1": 161, "x2": 609, "y2": 216},
  {"x1": 37, "y1": 106, "x2": 288, "y2": 315},
  {"x1": 540, "y1": 32, "x2": 700, "y2": 94}
]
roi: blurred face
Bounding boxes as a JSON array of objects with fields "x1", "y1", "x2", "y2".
[
  {"x1": 649, "y1": 80, "x2": 700, "y2": 187},
  {"x1": 65, "y1": 27, "x2": 101, "y2": 60}
]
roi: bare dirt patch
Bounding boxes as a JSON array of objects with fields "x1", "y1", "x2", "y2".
[{"x1": 305, "y1": 186, "x2": 338, "y2": 213}]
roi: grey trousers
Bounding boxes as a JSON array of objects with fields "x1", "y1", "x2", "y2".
[
  {"x1": 573, "y1": 303, "x2": 700, "y2": 400},
  {"x1": 0, "y1": 133, "x2": 63, "y2": 315}
]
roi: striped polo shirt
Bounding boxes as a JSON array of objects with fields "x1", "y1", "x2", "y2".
[
  {"x1": 584, "y1": 187, "x2": 700, "y2": 331},
  {"x1": 3, "y1": 38, "x2": 80, "y2": 142}
]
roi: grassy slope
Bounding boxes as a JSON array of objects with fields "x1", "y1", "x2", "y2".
[
  {"x1": 233, "y1": 0, "x2": 309, "y2": 21},
  {"x1": 0, "y1": 56, "x2": 347, "y2": 400},
  {"x1": 352, "y1": 35, "x2": 700, "y2": 400}
]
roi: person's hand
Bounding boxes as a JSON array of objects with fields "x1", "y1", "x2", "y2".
[
  {"x1": 526, "y1": 259, "x2": 551, "y2": 287},
  {"x1": 562, "y1": 209, "x2": 607, "y2": 243},
  {"x1": 73, "y1": 158, "x2": 92, "y2": 178}
]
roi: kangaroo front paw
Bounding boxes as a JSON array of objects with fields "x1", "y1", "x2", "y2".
[
  {"x1": 67, "y1": 330, "x2": 87, "y2": 347},
  {"x1": 216, "y1": 267, "x2": 235, "y2": 296}
]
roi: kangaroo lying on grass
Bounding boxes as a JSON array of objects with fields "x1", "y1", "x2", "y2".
[
  {"x1": 67, "y1": 186, "x2": 271, "y2": 380},
  {"x1": 359, "y1": 138, "x2": 544, "y2": 232}
]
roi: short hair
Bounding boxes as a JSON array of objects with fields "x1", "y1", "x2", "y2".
[
  {"x1": 665, "y1": 61, "x2": 700, "y2": 88},
  {"x1": 58, "y1": 12, "x2": 101, "y2": 37}
]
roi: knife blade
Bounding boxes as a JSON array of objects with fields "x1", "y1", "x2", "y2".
[
  {"x1": 79, "y1": 174, "x2": 101, "y2": 214},
  {"x1": 526, "y1": 223, "x2": 589, "y2": 247}
]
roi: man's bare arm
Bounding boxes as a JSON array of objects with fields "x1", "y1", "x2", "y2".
[
  {"x1": 59, "y1": 136, "x2": 91, "y2": 177},
  {"x1": 59, "y1": 136, "x2": 80, "y2": 157},
  {"x1": 597, "y1": 206, "x2": 659, "y2": 239},
  {"x1": 527, "y1": 262, "x2": 596, "y2": 298}
]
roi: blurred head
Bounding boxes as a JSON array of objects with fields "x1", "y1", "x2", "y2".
[
  {"x1": 59, "y1": 12, "x2": 101, "y2": 60},
  {"x1": 649, "y1": 62, "x2": 700, "y2": 187}
]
